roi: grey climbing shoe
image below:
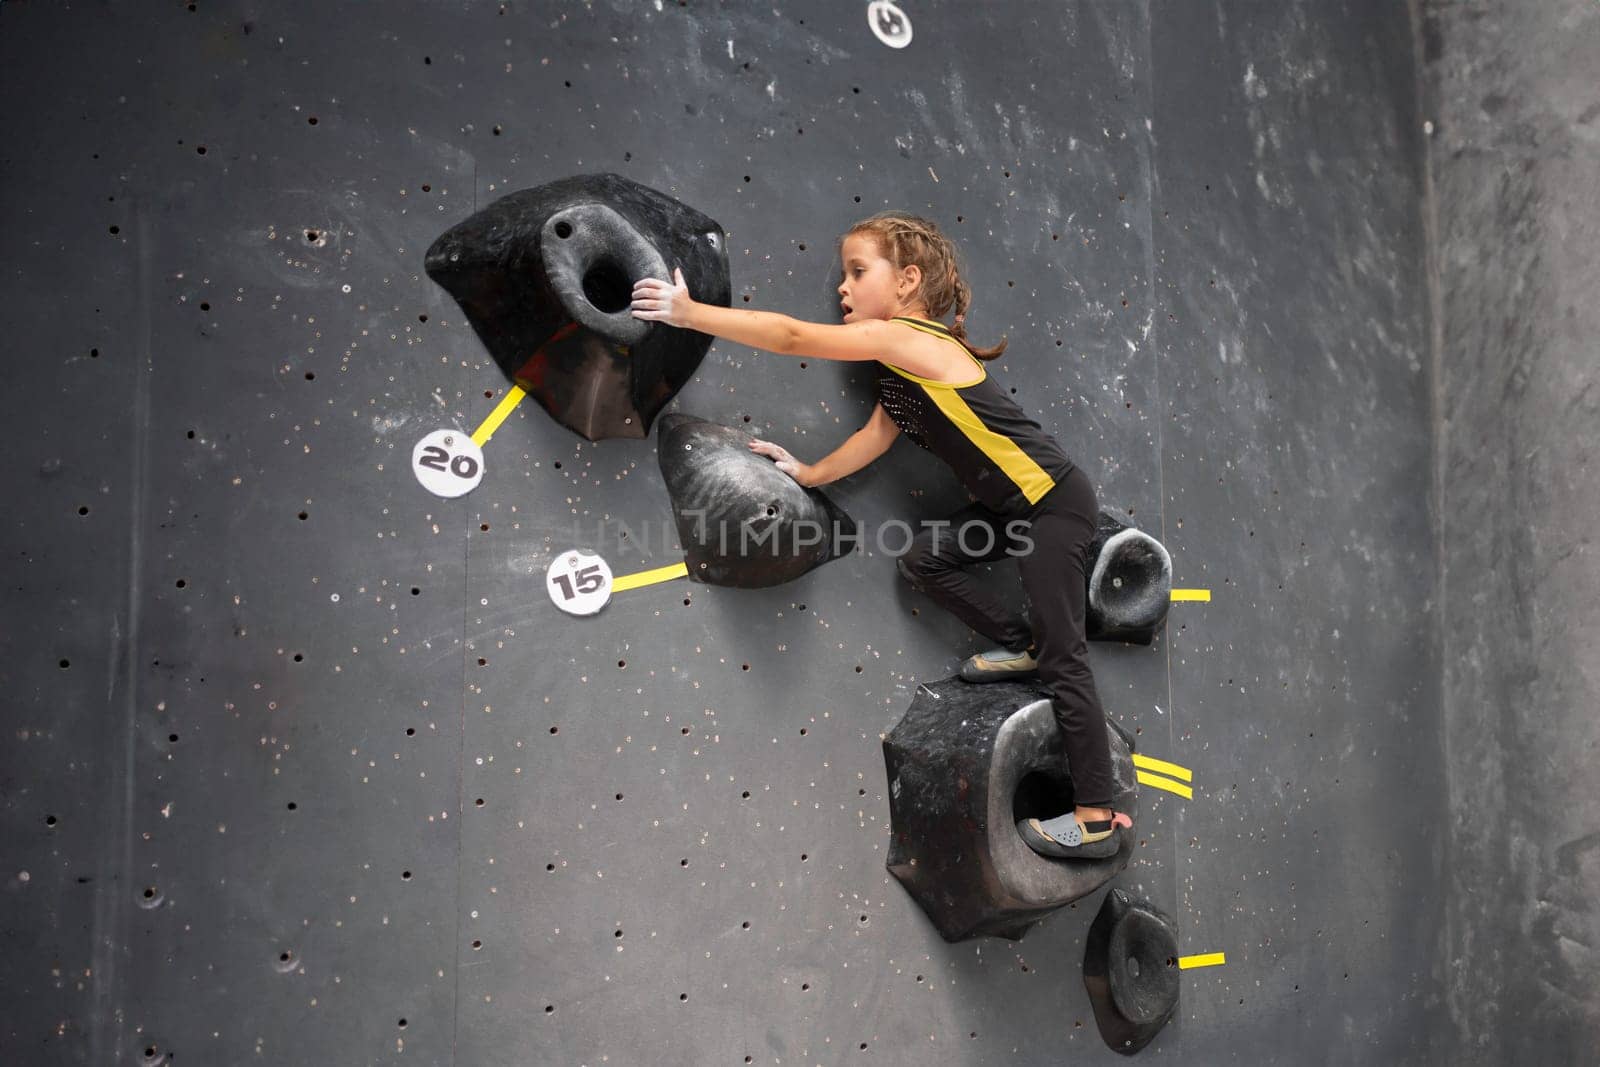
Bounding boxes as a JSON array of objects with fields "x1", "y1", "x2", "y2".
[
  {"x1": 959, "y1": 645, "x2": 1039, "y2": 682},
  {"x1": 1017, "y1": 811, "x2": 1132, "y2": 860}
]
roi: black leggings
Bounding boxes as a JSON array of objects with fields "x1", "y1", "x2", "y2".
[{"x1": 895, "y1": 466, "x2": 1114, "y2": 808}]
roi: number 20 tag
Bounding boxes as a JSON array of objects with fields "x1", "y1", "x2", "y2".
[
  {"x1": 547, "y1": 549, "x2": 613, "y2": 616},
  {"x1": 412, "y1": 429, "x2": 485, "y2": 498}
]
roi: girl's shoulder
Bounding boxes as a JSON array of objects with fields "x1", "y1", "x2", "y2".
[{"x1": 884, "y1": 317, "x2": 986, "y2": 387}]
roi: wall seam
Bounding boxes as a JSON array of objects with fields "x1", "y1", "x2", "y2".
[{"x1": 1407, "y1": 0, "x2": 1457, "y2": 1060}]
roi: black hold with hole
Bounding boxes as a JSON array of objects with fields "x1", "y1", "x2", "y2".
[
  {"x1": 424, "y1": 173, "x2": 731, "y2": 441},
  {"x1": 882, "y1": 677, "x2": 1138, "y2": 942}
]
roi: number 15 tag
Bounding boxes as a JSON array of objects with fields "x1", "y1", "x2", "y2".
[{"x1": 546, "y1": 549, "x2": 613, "y2": 616}]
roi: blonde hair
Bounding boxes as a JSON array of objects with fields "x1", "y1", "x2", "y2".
[{"x1": 840, "y1": 211, "x2": 1007, "y2": 361}]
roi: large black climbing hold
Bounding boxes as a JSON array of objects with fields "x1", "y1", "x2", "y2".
[
  {"x1": 882, "y1": 677, "x2": 1139, "y2": 942},
  {"x1": 1083, "y1": 889, "x2": 1181, "y2": 1055},
  {"x1": 1087, "y1": 506, "x2": 1172, "y2": 645},
  {"x1": 424, "y1": 173, "x2": 731, "y2": 441},
  {"x1": 657, "y1": 414, "x2": 858, "y2": 589}
]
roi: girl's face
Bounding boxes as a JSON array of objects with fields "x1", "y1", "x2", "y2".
[{"x1": 837, "y1": 233, "x2": 921, "y2": 322}]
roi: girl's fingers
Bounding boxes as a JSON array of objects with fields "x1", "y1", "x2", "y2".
[{"x1": 748, "y1": 439, "x2": 800, "y2": 469}]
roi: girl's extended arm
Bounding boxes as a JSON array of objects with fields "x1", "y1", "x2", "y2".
[
  {"x1": 631, "y1": 268, "x2": 937, "y2": 372},
  {"x1": 683, "y1": 301, "x2": 904, "y2": 364}
]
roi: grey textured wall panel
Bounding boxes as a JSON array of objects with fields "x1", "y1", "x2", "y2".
[
  {"x1": 1147, "y1": 0, "x2": 1447, "y2": 1058},
  {"x1": 1422, "y1": 0, "x2": 1600, "y2": 1061}
]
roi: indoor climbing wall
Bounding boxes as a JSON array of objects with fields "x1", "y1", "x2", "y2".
[{"x1": 0, "y1": 1, "x2": 1446, "y2": 1064}]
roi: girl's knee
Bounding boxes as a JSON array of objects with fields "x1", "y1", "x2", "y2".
[
  {"x1": 895, "y1": 552, "x2": 931, "y2": 589},
  {"x1": 896, "y1": 541, "x2": 941, "y2": 583}
]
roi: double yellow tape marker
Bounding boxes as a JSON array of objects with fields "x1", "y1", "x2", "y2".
[{"x1": 1132, "y1": 752, "x2": 1195, "y2": 800}]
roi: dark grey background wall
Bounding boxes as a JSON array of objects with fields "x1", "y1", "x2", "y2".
[
  {"x1": 1422, "y1": 0, "x2": 1600, "y2": 1061},
  {"x1": 8, "y1": 0, "x2": 1571, "y2": 1063}
]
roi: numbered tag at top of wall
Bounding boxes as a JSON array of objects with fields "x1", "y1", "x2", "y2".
[{"x1": 413, "y1": 429, "x2": 485, "y2": 498}]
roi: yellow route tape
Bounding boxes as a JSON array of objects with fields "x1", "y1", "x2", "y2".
[
  {"x1": 1131, "y1": 753, "x2": 1193, "y2": 782},
  {"x1": 471, "y1": 385, "x2": 527, "y2": 447},
  {"x1": 1136, "y1": 770, "x2": 1194, "y2": 800},
  {"x1": 1178, "y1": 952, "x2": 1226, "y2": 970},
  {"x1": 1170, "y1": 588, "x2": 1211, "y2": 602},
  {"x1": 611, "y1": 561, "x2": 689, "y2": 593}
]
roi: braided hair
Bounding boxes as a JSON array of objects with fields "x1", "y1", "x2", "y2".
[{"x1": 839, "y1": 211, "x2": 1008, "y2": 361}]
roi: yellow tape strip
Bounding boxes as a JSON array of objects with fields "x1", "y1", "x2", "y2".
[
  {"x1": 1136, "y1": 770, "x2": 1194, "y2": 800},
  {"x1": 1178, "y1": 952, "x2": 1226, "y2": 970},
  {"x1": 611, "y1": 561, "x2": 689, "y2": 593},
  {"x1": 1170, "y1": 588, "x2": 1211, "y2": 602},
  {"x1": 471, "y1": 385, "x2": 527, "y2": 447},
  {"x1": 1132, "y1": 753, "x2": 1193, "y2": 782}
]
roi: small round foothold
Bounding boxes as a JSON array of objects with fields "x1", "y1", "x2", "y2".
[
  {"x1": 1088, "y1": 526, "x2": 1172, "y2": 643},
  {"x1": 1108, "y1": 909, "x2": 1180, "y2": 1025},
  {"x1": 1083, "y1": 890, "x2": 1181, "y2": 1054}
]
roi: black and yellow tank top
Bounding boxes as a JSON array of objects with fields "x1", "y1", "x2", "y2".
[{"x1": 876, "y1": 316, "x2": 1075, "y2": 515}]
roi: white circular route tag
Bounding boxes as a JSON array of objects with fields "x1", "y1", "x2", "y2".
[
  {"x1": 868, "y1": 1, "x2": 912, "y2": 49},
  {"x1": 412, "y1": 429, "x2": 485, "y2": 498},
  {"x1": 547, "y1": 549, "x2": 613, "y2": 616}
]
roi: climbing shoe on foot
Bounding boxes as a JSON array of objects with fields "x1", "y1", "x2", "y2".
[
  {"x1": 959, "y1": 645, "x2": 1039, "y2": 683},
  {"x1": 1017, "y1": 811, "x2": 1132, "y2": 860}
]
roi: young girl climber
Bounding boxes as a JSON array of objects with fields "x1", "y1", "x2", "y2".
[{"x1": 630, "y1": 211, "x2": 1131, "y2": 860}]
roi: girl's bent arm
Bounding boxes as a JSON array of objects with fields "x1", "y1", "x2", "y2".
[{"x1": 805, "y1": 403, "x2": 901, "y2": 486}]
